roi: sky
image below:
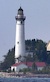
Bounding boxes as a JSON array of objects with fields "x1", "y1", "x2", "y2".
[{"x1": 0, "y1": 0, "x2": 50, "y2": 61}]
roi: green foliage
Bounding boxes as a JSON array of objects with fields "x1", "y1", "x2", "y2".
[
  {"x1": 41, "y1": 66, "x2": 50, "y2": 74},
  {"x1": 19, "y1": 68, "x2": 31, "y2": 74},
  {"x1": 24, "y1": 54, "x2": 32, "y2": 62},
  {"x1": 1, "y1": 47, "x2": 15, "y2": 70},
  {"x1": 33, "y1": 54, "x2": 38, "y2": 62},
  {"x1": 47, "y1": 52, "x2": 50, "y2": 64},
  {"x1": 25, "y1": 39, "x2": 47, "y2": 62},
  {"x1": 32, "y1": 63, "x2": 37, "y2": 70},
  {"x1": 32, "y1": 62, "x2": 37, "y2": 73}
]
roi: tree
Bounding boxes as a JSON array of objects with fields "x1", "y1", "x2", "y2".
[
  {"x1": 1, "y1": 47, "x2": 15, "y2": 70},
  {"x1": 47, "y1": 53, "x2": 50, "y2": 64},
  {"x1": 33, "y1": 53, "x2": 38, "y2": 62},
  {"x1": 32, "y1": 62, "x2": 37, "y2": 73}
]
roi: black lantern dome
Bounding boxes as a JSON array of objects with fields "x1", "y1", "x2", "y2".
[
  {"x1": 15, "y1": 7, "x2": 26, "y2": 21},
  {"x1": 18, "y1": 7, "x2": 23, "y2": 15}
]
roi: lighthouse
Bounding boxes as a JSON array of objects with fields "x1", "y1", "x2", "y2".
[{"x1": 15, "y1": 7, "x2": 26, "y2": 63}]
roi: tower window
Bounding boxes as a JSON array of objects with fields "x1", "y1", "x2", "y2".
[{"x1": 17, "y1": 42, "x2": 19, "y2": 44}]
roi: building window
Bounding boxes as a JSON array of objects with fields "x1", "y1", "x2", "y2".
[{"x1": 17, "y1": 42, "x2": 19, "y2": 44}]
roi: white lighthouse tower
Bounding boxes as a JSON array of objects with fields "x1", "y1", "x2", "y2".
[{"x1": 15, "y1": 7, "x2": 26, "y2": 63}]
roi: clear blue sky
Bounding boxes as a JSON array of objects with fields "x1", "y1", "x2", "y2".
[{"x1": 0, "y1": 0, "x2": 50, "y2": 61}]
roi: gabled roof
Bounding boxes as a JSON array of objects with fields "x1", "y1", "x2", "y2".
[
  {"x1": 12, "y1": 62, "x2": 22, "y2": 66},
  {"x1": 35, "y1": 62, "x2": 46, "y2": 67},
  {"x1": 11, "y1": 62, "x2": 46, "y2": 67},
  {"x1": 12, "y1": 62, "x2": 33, "y2": 67},
  {"x1": 26, "y1": 62, "x2": 33, "y2": 67}
]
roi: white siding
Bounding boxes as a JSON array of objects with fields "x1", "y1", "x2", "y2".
[
  {"x1": 11, "y1": 66, "x2": 16, "y2": 72},
  {"x1": 11, "y1": 64, "x2": 28, "y2": 72},
  {"x1": 37, "y1": 67, "x2": 44, "y2": 71}
]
